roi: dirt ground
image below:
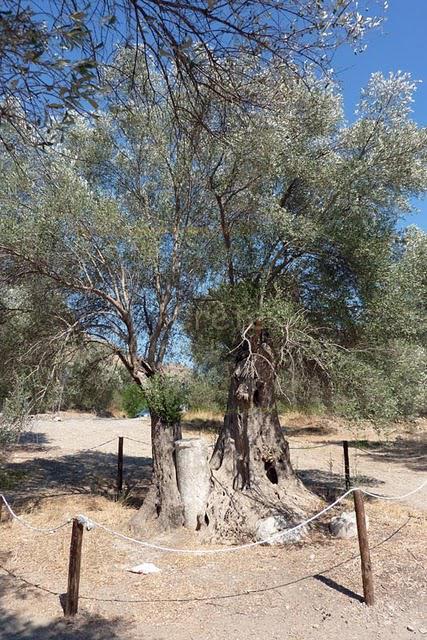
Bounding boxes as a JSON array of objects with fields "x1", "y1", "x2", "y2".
[{"x1": 0, "y1": 412, "x2": 426, "y2": 639}]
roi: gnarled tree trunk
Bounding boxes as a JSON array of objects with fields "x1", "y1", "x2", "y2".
[
  {"x1": 130, "y1": 325, "x2": 316, "y2": 541},
  {"x1": 200, "y1": 324, "x2": 316, "y2": 541}
]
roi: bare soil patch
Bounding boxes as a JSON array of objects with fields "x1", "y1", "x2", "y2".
[{"x1": 1, "y1": 412, "x2": 426, "y2": 639}]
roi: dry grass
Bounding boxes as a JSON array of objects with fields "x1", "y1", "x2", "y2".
[
  {"x1": 181, "y1": 410, "x2": 223, "y2": 444},
  {"x1": 182, "y1": 409, "x2": 223, "y2": 423},
  {"x1": 1, "y1": 492, "x2": 425, "y2": 628},
  {"x1": 1, "y1": 412, "x2": 426, "y2": 638}
]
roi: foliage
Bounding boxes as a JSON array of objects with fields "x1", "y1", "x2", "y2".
[
  {"x1": 186, "y1": 373, "x2": 227, "y2": 414},
  {"x1": 121, "y1": 384, "x2": 148, "y2": 418},
  {"x1": 0, "y1": 53, "x2": 210, "y2": 391},
  {"x1": 185, "y1": 69, "x2": 427, "y2": 422},
  {"x1": 143, "y1": 375, "x2": 188, "y2": 425},
  {"x1": 0, "y1": 377, "x2": 31, "y2": 445},
  {"x1": 0, "y1": 1, "x2": 386, "y2": 138},
  {"x1": 0, "y1": 1, "x2": 99, "y2": 137},
  {"x1": 331, "y1": 343, "x2": 427, "y2": 422},
  {"x1": 59, "y1": 350, "x2": 125, "y2": 414},
  {"x1": 1, "y1": 58, "x2": 427, "y2": 424}
]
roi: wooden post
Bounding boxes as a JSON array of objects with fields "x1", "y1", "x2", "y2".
[
  {"x1": 65, "y1": 518, "x2": 84, "y2": 616},
  {"x1": 353, "y1": 489, "x2": 375, "y2": 606},
  {"x1": 343, "y1": 440, "x2": 351, "y2": 490},
  {"x1": 117, "y1": 436, "x2": 124, "y2": 495}
]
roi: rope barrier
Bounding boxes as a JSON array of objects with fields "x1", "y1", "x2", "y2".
[
  {"x1": 0, "y1": 515, "x2": 412, "y2": 603},
  {"x1": 2, "y1": 479, "x2": 425, "y2": 552},
  {"x1": 351, "y1": 443, "x2": 423, "y2": 458},
  {"x1": 0, "y1": 494, "x2": 71, "y2": 533},
  {"x1": 289, "y1": 443, "x2": 331, "y2": 450},
  {"x1": 361, "y1": 481, "x2": 427, "y2": 501},
  {"x1": 90, "y1": 480, "x2": 426, "y2": 554},
  {"x1": 351, "y1": 444, "x2": 391, "y2": 456},
  {"x1": 123, "y1": 436, "x2": 150, "y2": 445},
  {"x1": 81, "y1": 437, "x2": 118, "y2": 452}
]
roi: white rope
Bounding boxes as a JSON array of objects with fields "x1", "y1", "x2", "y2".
[
  {"x1": 78, "y1": 479, "x2": 427, "y2": 555},
  {"x1": 0, "y1": 494, "x2": 71, "y2": 533},
  {"x1": 90, "y1": 489, "x2": 355, "y2": 554},
  {"x1": 1, "y1": 479, "x2": 425, "y2": 550},
  {"x1": 352, "y1": 444, "x2": 425, "y2": 459},
  {"x1": 361, "y1": 480, "x2": 427, "y2": 500},
  {"x1": 123, "y1": 436, "x2": 150, "y2": 445}
]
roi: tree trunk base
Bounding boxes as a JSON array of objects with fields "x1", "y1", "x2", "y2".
[
  {"x1": 129, "y1": 414, "x2": 184, "y2": 536},
  {"x1": 200, "y1": 446, "x2": 318, "y2": 543}
]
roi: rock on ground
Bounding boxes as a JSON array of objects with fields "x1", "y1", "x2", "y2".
[
  {"x1": 255, "y1": 515, "x2": 307, "y2": 545},
  {"x1": 329, "y1": 511, "x2": 370, "y2": 539}
]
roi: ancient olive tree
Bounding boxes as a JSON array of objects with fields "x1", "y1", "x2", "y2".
[
  {"x1": 186, "y1": 70, "x2": 427, "y2": 539},
  {"x1": 2, "y1": 63, "x2": 427, "y2": 541}
]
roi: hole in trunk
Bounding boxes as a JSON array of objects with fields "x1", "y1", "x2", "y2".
[
  {"x1": 264, "y1": 460, "x2": 278, "y2": 484},
  {"x1": 204, "y1": 513, "x2": 210, "y2": 526},
  {"x1": 156, "y1": 504, "x2": 162, "y2": 516},
  {"x1": 253, "y1": 389, "x2": 260, "y2": 406}
]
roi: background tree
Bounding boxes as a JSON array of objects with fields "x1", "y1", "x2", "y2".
[{"x1": 0, "y1": 54, "x2": 212, "y2": 528}]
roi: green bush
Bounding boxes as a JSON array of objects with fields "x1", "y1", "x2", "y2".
[
  {"x1": 143, "y1": 374, "x2": 188, "y2": 425},
  {"x1": 121, "y1": 384, "x2": 148, "y2": 418},
  {"x1": 187, "y1": 373, "x2": 226, "y2": 413}
]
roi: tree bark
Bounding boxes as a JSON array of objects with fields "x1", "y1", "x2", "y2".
[
  {"x1": 129, "y1": 412, "x2": 184, "y2": 534},
  {"x1": 130, "y1": 325, "x2": 316, "y2": 541},
  {"x1": 201, "y1": 323, "x2": 316, "y2": 541}
]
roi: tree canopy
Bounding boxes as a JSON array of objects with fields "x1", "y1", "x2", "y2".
[
  {"x1": 1, "y1": 55, "x2": 426, "y2": 421},
  {"x1": 1, "y1": 0, "x2": 386, "y2": 138}
]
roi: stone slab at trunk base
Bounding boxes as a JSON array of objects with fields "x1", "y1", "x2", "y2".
[
  {"x1": 255, "y1": 515, "x2": 308, "y2": 545},
  {"x1": 329, "y1": 511, "x2": 370, "y2": 539},
  {"x1": 175, "y1": 438, "x2": 210, "y2": 529}
]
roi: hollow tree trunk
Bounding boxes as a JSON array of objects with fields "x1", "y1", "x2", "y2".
[
  {"x1": 130, "y1": 412, "x2": 184, "y2": 534},
  {"x1": 201, "y1": 324, "x2": 316, "y2": 541}
]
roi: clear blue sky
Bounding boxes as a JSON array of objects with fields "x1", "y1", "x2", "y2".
[{"x1": 333, "y1": 0, "x2": 427, "y2": 231}]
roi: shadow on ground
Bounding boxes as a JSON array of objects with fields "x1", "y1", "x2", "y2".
[
  {"x1": 0, "y1": 599, "x2": 129, "y2": 639},
  {"x1": 3, "y1": 432, "x2": 51, "y2": 455},
  {"x1": 350, "y1": 436, "x2": 426, "y2": 472},
  {"x1": 0, "y1": 556, "x2": 131, "y2": 639},
  {"x1": 16, "y1": 431, "x2": 50, "y2": 446},
  {"x1": 2, "y1": 450, "x2": 152, "y2": 510},
  {"x1": 297, "y1": 469, "x2": 383, "y2": 501},
  {"x1": 282, "y1": 423, "x2": 337, "y2": 438}
]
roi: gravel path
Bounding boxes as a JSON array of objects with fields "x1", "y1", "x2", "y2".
[{"x1": 8, "y1": 412, "x2": 426, "y2": 510}]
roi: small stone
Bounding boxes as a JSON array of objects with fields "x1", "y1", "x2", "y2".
[
  {"x1": 329, "y1": 511, "x2": 369, "y2": 539},
  {"x1": 407, "y1": 625, "x2": 415, "y2": 632},
  {"x1": 128, "y1": 562, "x2": 161, "y2": 575},
  {"x1": 419, "y1": 627, "x2": 427, "y2": 634},
  {"x1": 255, "y1": 515, "x2": 308, "y2": 545}
]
